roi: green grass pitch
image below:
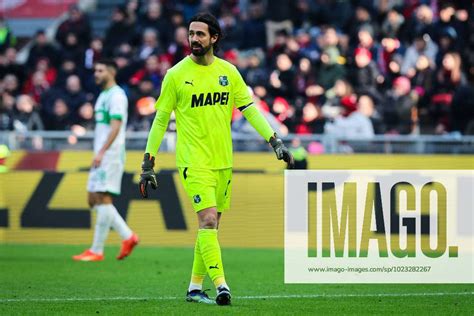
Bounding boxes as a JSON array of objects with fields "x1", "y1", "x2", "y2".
[{"x1": 1, "y1": 244, "x2": 472, "y2": 315}]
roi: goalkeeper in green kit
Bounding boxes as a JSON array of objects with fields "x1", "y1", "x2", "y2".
[{"x1": 139, "y1": 12, "x2": 294, "y2": 306}]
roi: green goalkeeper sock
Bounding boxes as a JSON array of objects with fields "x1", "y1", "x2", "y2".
[
  {"x1": 188, "y1": 235, "x2": 206, "y2": 292},
  {"x1": 197, "y1": 228, "x2": 227, "y2": 288}
]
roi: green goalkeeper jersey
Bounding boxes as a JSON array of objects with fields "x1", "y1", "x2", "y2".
[{"x1": 156, "y1": 56, "x2": 252, "y2": 169}]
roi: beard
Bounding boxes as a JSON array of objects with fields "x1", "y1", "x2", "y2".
[
  {"x1": 191, "y1": 42, "x2": 212, "y2": 56},
  {"x1": 95, "y1": 77, "x2": 108, "y2": 89}
]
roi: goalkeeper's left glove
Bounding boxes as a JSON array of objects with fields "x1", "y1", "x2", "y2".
[
  {"x1": 139, "y1": 153, "x2": 158, "y2": 198},
  {"x1": 269, "y1": 133, "x2": 295, "y2": 169}
]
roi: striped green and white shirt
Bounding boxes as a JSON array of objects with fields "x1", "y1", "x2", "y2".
[{"x1": 93, "y1": 85, "x2": 128, "y2": 160}]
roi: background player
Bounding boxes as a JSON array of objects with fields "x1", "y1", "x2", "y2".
[
  {"x1": 138, "y1": 13, "x2": 293, "y2": 305},
  {"x1": 73, "y1": 59, "x2": 139, "y2": 262}
]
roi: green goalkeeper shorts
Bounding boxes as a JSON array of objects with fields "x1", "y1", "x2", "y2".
[{"x1": 178, "y1": 167, "x2": 232, "y2": 212}]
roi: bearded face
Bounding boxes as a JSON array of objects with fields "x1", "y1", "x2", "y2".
[{"x1": 188, "y1": 21, "x2": 217, "y2": 57}]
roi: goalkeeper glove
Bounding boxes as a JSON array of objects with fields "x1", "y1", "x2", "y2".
[
  {"x1": 269, "y1": 134, "x2": 295, "y2": 169},
  {"x1": 139, "y1": 153, "x2": 158, "y2": 198}
]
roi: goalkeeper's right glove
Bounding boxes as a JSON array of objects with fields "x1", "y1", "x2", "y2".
[{"x1": 139, "y1": 153, "x2": 157, "y2": 198}]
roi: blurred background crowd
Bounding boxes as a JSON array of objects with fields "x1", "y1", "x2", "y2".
[{"x1": 0, "y1": 0, "x2": 473, "y2": 140}]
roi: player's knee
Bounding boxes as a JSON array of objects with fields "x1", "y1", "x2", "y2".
[
  {"x1": 87, "y1": 194, "x2": 96, "y2": 208},
  {"x1": 199, "y1": 214, "x2": 218, "y2": 229}
]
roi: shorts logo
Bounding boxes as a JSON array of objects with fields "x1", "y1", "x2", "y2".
[
  {"x1": 193, "y1": 195, "x2": 201, "y2": 204},
  {"x1": 219, "y1": 76, "x2": 229, "y2": 86}
]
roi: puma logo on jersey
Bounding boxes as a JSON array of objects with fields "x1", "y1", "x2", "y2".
[
  {"x1": 185, "y1": 80, "x2": 194, "y2": 86},
  {"x1": 191, "y1": 92, "x2": 230, "y2": 108}
]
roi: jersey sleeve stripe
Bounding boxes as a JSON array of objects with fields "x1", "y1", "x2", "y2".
[
  {"x1": 110, "y1": 114, "x2": 123, "y2": 120},
  {"x1": 237, "y1": 102, "x2": 254, "y2": 112}
]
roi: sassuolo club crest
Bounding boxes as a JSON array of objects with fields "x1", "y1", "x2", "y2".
[{"x1": 219, "y1": 76, "x2": 229, "y2": 86}]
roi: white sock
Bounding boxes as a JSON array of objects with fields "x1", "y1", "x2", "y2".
[
  {"x1": 90, "y1": 204, "x2": 114, "y2": 254},
  {"x1": 188, "y1": 283, "x2": 203, "y2": 292},
  {"x1": 109, "y1": 205, "x2": 133, "y2": 240}
]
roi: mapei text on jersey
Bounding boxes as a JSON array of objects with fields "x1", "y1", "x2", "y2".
[{"x1": 191, "y1": 92, "x2": 230, "y2": 108}]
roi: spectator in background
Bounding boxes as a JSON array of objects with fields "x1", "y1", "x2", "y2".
[
  {"x1": 349, "y1": 47, "x2": 382, "y2": 101},
  {"x1": 451, "y1": 85, "x2": 474, "y2": 135},
  {"x1": 62, "y1": 75, "x2": 88, "y2": 113},
  {"x1": 268, "y1": 53, "x2": 296, "y2": 100},
  {"x1": 128, "y1": 95, "x2": 156, "y2": 132},
  {"x1": 55, "y1": 4, "x2": 91, "y2": 49},
  {"x1": 0, "y1": 92, "x2": 15, "y2": 130},
  {"x1": 313, "y1": 0, "x2": 352, "y2": 31},
  {"x1": 3, "y1": 74, "x2": 21, "y2": 97},
  {"x1": 0, "y1": 17, "x2": 16, "y2": 53},
  {"x1": 324, "y1": 94, "x2": 375, "y2": 138},
  {"x1": 83, "y1": 39, "x2": 103, "y2": 93},
  {"x1": 430, "y1": 51, "x2": 467, "y2": 133},
  {"x1": 68, "y1": 101, "x2": 95, "y2": 146},
  {"x1": 241, "y1": 1, "x2": 267, "y2": 50},
  {"x1": 167, "y1": 26, "x2": 191, "y2": 65},
  {"x1": 355, "y1": 25, "x2": 380, "y2": 64},
  {"x1": 129, "y1": 76, "x2": 159, "y2": 107},
  {"x1": 113, "y1": 51, "x2": 136, "y2": 86},
  {"x1": 295, "y1": 101, "x2": 326, "y2": 134},
  {"x1": 383, "y1": 53, "x2": 403, "y2": 89},
  {"x1": 218, "y1": 12, "x2": 244, "y2": 51},
  {"x1": 137, "y1": 28, "x2": 162, "y2": 60},
  {"x1": 322, "y1": 79, "x2": 357, "y2": 119},
  {"x1": 381, "y1": 9, "x2": 405, "y2": 39},
  {"x1": 316, "y1": 47, "x2": 346, "y2": 91},
  {"x1": 265, "y1": 0, "x2": 296, "y2": 48},
  {"x1": 294, "y1": 57, "x2": 317, "y2": 98},
  {"x1": 348, "y1": 5, "x2": 379, "y2": 48},
  {"x1": 84, "y1": 38, "x2": 104, "y2": 71},
  {"x1": 1, "y1": 48, "x2": 26, "y2": 85},
  {"x1": 378, "y1": 36, "x2": 402, "y2": 76},
  {"x1": 411, "y1": 55, "x2": 434, "y2": 110},
  {"x1": 12, "y1": 95, "x2": 44, "y2": 132},
  {"x1": 138, "y1": 1, "x2": 170, "y2": 47},
  {"x1": 163, "y1": 11, "x2": 186, "y2": 50},
  {"x1": 401, "y1": 33, "x2": 438, "y2": 78},
  {"x1": 282, "y1": 34, "x2": 302, "y2": 61},
  {"x1": 271, "y1": 96, "x2": 296, "y2": 132},
  {"x1": 130, "y1": 55, "x2": 163, "y2": 90},
  {"x1": 104, "y1": 6, "x2": 136, "y2": 57},
  {"x1": 399, "y1": 4, "x2": 435, "y2": 45},
  {"x1": 55, "y1": 58, "x2": 80, "y2": 91},
  {"x1": 72, "y1": 101, "x2": 94, "y2": 132},
  {"x1": 435, "y1": 26, "x2": 458, "y2": 67},
  {"x1": 59, "y1": 33, "x2": 84, "y2": 66},
  {"x1": 319, "y1": 26, "x2": 342, "y2": 55},
  {"x1": 241, "y1": 49, "x2": 267, "y2": 87},
  {"x1": 432, "y1": 2, "x2": 466, "y2": 50},
  {"x1": 294, "y1": 28, "x2": 319, "y2": 62},
  {"x1": 267, "y1": 29, "x2": 290, "y2": 64},
  {"x1": 23, "y1": 71, "x2": 50, "y2": 103},
  {"x1": 45, "y1": 97, "x2": 71, "y2": 130},
  {"x1": 125, "y1": 0, "x2": 139, "y2": 26},
  {"x1": 34, "y1": 58, "x2": 57, "y2": 86},
  {"x1": 382, "y1": 76, "x2": 416, "y2": 135},
  {"x1": 27, "y1": 30, "x2": 59, "y2": 69},
  {"x1": 434, "y1": 52, "x2": 467, "y2": 94}
]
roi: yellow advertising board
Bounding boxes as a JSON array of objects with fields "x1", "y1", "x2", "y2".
[{"x1": 0, "y1": 152, "x2": 472, "y2": 248}]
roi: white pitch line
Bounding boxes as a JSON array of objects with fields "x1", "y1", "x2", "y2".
[{"x1": 1, "y1": 292, "x2": 472, "y2": 303}]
